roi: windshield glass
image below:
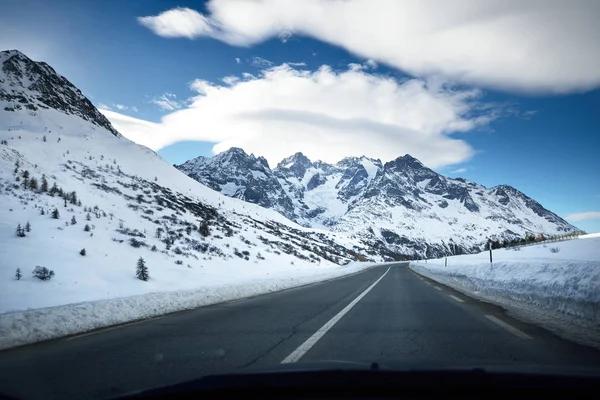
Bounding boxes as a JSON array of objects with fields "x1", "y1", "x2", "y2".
[{"x1": 1, "y1": 1, "x2": 599, "y2": 399}]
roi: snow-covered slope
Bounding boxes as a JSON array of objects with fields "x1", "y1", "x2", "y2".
[
  {"x1": 0, "y1": 50, "x2": 379, "y2": 320},
  {"x1": 178, "y1": 149, "x2": 580, "y2": 259}
]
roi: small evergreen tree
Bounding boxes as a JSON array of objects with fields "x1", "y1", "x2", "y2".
[
  {"x1": 84, "y1": 224, "x2": 91, "y2": 232},
  {"x1": 77, "y1": 199, "x2": 82, "y2": 207},
  {"x1": 151, "y1": 245, "x2": 157, "y2": 252},
  {"x1": 22, "y1": 170, "x2": 29, "y2": 179},
  {"x1": 40, "y1": 208, "x2": 45, "y2": 215},
  {"x1": 14, "y1": 159, "x2": 19, "y2": 174},
  {"x1": 71, "y1": 215, "x2": 77, "y2": 225},
  {"x1": 29, "y1": 177, "x2": 38, "y2": 190},
  {"x1": 49, "y1": 182, "x2": 58, "y2": 196},
  {"x1": 70, "y1": 191, "x2": 77, "y2": 205},
  {"x1": 40, "y1": 174, "x2": 48, "y2": 192},
  {"x1": 80, "y1": 248, "x2": 86, "y2": 256},
  {"x1": 22, "y1": 176, "x2": 29, "y2": 189},
  {"x1": 33, "y1": 266, "x2": 54, "y2": 281},
  {"x1": 64, "y1": 198, "x2": 67, "y2": 207},
  {"x1": 15, "y1": 224, "x2": 25, "y2": 237},
  {"x1": 86, "y1": 213, "x2": 91, "y2": 221},
  {"x1": 136, "y1": 257, "x2": 149, "y2": 281},
  {"x1": 25, "y1": 221, "x2": 31, "y2": 232},
  {"x1": 51, "y1": 208, "x2": 60, "y2": 219},
  {"x1": 15, "y1": 268, "x2": 22, "y2": 280},
  {"x1": 199, "y1": 221, "x2": 210, "y2": 237},
  {"x1": 43, "y1": 135, "x2": 47, "y2": 142}
]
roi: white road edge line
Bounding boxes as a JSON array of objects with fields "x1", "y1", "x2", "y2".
[
  {"x1": 434, "y1": 286, "x2": 443, "y2": 291},
  {"x1": 485, "y1": 315, "x2": 533, "y2": 340},
  {"x1": 448, "y1": 295, "x2": 464, "y2": 303},
  {"x1": 281, "y1": 267, "x2": 391, "y2": 364}
]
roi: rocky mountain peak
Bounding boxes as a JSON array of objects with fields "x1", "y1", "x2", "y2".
[
  {"x1": 276, "y1": 152, "x2": 313, "y2": 179},
  {"x1": 0, "y1": 49, "x2": 119, "y2": 136}
]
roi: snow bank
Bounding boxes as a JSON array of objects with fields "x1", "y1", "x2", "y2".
[
  {"x1": 0, "y1": 261, "x2": 377, "y2": 350},
  {"x1": 410, "y1": 235, "x2": 600, "y2": 327}
]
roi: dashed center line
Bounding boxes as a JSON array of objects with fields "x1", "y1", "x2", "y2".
[
  {"x1": 485, "y1": 315, "x2": 533, "y2": 339},
  {"x1": 448, "y1": 295, "x2": 464, "y2": 303},
  {"x1": 281, "y1": 267, "x2": 391, "y2": 364}
]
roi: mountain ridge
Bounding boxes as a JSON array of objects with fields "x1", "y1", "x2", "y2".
[{"x1": 177, "y1": 147, "x2": 578, "y2": 258}]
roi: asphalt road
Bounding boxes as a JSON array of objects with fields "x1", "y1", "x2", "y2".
[{"x1": 1, "y1": 263, "x2": 599, "y2": 399}]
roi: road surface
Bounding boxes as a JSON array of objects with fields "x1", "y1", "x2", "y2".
[{"x1": 1, "y1": 263, "x2": 599, "y2": 399}]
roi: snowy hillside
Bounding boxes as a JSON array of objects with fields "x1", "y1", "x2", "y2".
[
  {"x1": 0, "y1": 50, "x2": 380, "y2": 324},
  {"x1": 410, "y1": 234, "x2": 600, "y2": 347},
  {"x1": 177, "y1": 148, "x2": 580, "y2": 259}
]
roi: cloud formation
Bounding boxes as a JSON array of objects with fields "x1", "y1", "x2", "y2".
[
  {"x1": 101, "y1": 63, "x2": 498, "y2": 168},
  {"x1": 565, "y1": 212, "x2": 600, "y2": 222},
  {"x1": 150, "y1": 93, "x2": 183, "y2": 111},
  {"x1": 98, "y1": 103, "x2": 137, "y2": 112},
  {"x1": 138, "y1": 0, "x2": 600, "y2": 93}
]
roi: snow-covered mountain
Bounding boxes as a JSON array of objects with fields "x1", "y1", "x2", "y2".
[
  {"x1": 0, "y1": 50, "x2": 381, "y2": 316},
  {"x1": 177, "y1": 148, "x2": 579, "y2": 258}
]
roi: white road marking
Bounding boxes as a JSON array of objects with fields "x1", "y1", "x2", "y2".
[
  {"x1": 281, "y1": 267, "x2": 391, "y2": 364},
  {"x1": 434, "y1": 286, "x2": 443, "y2": 291},
  {"x1": 448, "y1": 295, "x2": 464, "y2": 303},
  {"x1": 485, "y1": 315, "x2": 533, "y2": 339}
]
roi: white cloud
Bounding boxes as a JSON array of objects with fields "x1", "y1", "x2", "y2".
[
  {"x1": 365, "y1": 59, "x2": 378, "y2": 69},
  {"x1": 565, "y1": 212, "x2": 600, "y2": 222},
  {"x1": 222, "y1": 75, "x2": 239, "y2": 85},
  {"x1": 450, "y1": 168, "x2": 467, "y2": 174},
  {"x1": 250, "y1": 56, "x2": 273, "y2": 67},
  {"x1": 235, "y1": 57, "x2": 241, "y2": 64},
  {"x1": 97, "y1": 103, "x2": 112, "y2": 111},
  {"x1": 115, "y1": 104, "x2": 127, "y2": 110},
  {"x1": 288, "y1": 62, "x2": 306, "y2": 67},
  {"x1": 102, "y1": 63, "x2": 498, "y2": 168},
  {"x1": 150, "y1": 93, "x2": 183, "y2": 111},
  {"x1": 138, "y1": 0, "x2": 600, "y2": 93},
  {"x1": 137, "y1": 7, "x2": 214, "y2": 39},
  {"x1": 131, "y1": 106, "x2": 139, "y2": 112}
]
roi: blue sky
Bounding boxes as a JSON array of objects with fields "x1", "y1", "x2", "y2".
[{"x1": 1, "y1": 0, "x2": 599, "y2": 232}]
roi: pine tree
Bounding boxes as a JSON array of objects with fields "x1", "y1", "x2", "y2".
[
  {"x1": 199, "y1": 221, "x2": 210, "y2": 237},
  {"x1": 15, "y1": 224, "x2": 25, "y2": 237},
  {"x1": 84, "y1": 224, "x2": 91, "y2": 232},
  {"x1": 21, "y1": 170, "x2": 29, "y2": 180},
  {"x1": 86, "y1": 213, "x2": 91, "y2": 221},
  {"x1": 29, "y1": 176, "x2": 38, "y2": 190},
  {"x1": 64, "y1": 198, "x2": 67, "y2": 207},
  {"x1": 51, "y1": 208, "x2": 60, "y2": 219},
  {"x1": 70, "y1": 191, "x2": 77, "y2": 205},
  {"x1": 22, "y1": 176, "x2": 29, "y2": 189},
  {"x1": 77, "y1": 200, "x2": 82, "y2": 207},
  {"x1": 71, "y1": 215, "x2": 77, "y2": 225},
  {"x1": 15, "y1": 268, "x2": 22, "y2": 280},
  {"x1": 136, "y1": 257, "x2": 149, "y2": 281},
  {"x1": 43, "y1": 135, "x2": 47, "y2": 142},
  {"x1": 14, "y1": 159, "x2": 20, "y2": 174},
  {"x1": 41, "y1": 174, "x2": 48, "y2": 192},
  {"x1": 25, "y1": 221, "x2": 31, "y2": 232},
  {"x1": 40, "y1": 208, "x2": 45, "y2": 215},
  {"x1": 49, "y1": 182, "x2": 58, "y2": 196},
  {"x1": 80, "y1": 248, "x2": 86, "y2": 256}
]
